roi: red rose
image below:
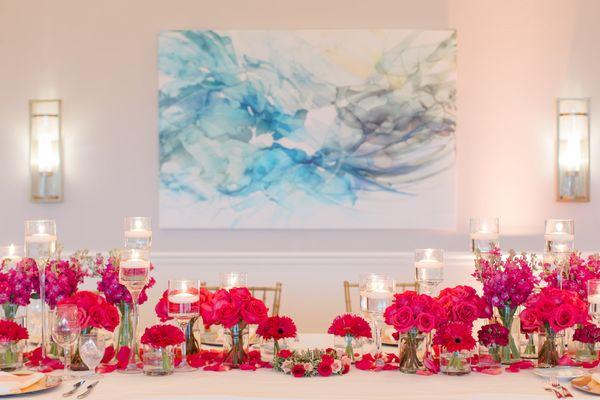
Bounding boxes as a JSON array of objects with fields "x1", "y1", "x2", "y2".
[
  {"x1": 550, "y1": 304, "x2": 576, "y2": 332},
  {"x1": 453, "y1": 301, "x2": 478, "y2": 325},
  {"x1": 535, "y1": 297, "x2": 556, "y2": 320},
  {"x1": 230, "y1": 287, "x2": 252, "y2": 306},
  {"x1": 89, "y1": 304, "x2": 108, "y2": 329},
  {"x1": 215, "y1": 302, "x2": 240, "y2": 328},
  {"x1": 102, "y1": 303, "x2": 120, "y2": 332},
  {"x1": 317, "y1": 361, "x2": 332, "y2": 377},
  {"x1": 519, "y1": 308, "x2": 542, "y2": 332},
  {"x1": 387, "y1": 306, "x2": 414, "y2": 333},
  {"x1": 292, "y1": 364, "x2": 306, "y2": 378},
  {"x1": 321, "y1": 354, "x2": 334, "y2": 365},
  {"x1": 241, "y1": 298, "x2": 268, "y2": 325},
  {"x1": 277, "y1": 349, "x2": 292, "y2": 359},
  {"x1": 415, "y1": 312, "x2": 436, "y2": 333}
]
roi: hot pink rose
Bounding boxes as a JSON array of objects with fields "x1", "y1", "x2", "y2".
[
  {"x1": 535, "y1": 297, "x2": 556, "y2": 320},
  {"x1": 241, "y1": 298, "x2": 268, "y2": 324},
  {"x1": 216, "y1": 303, "x2": 240, "y2": 328},
  {"x1": 415, "y1": 312, "x2": 436, "y2": 333},
  {"x1": 519, "y1": 308, "x2": 542, "y2": 333},
  {"x1": 550, "y1": 304, "x2": 576, "y2": 332},
  {"x1": 453, "y1": 301, "x2": 478, "y2": 324},
  {"x1": 230, "y1": 287, "x2": 252, "y2": 306},
  {"x1": 388, "y1": 306, "x2": 414, "y2": 333},
  {"x1": 89, "y1": 304, "x2": 108, "y2": 329}
]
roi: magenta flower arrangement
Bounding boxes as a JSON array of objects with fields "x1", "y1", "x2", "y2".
[
  {"x1": 473, "y1": 247, "x2": 538, "y2": 364},
  {"x1": 43, "y1": 256, "x2": 89, "y2": 309},
  {"x1": 541, "y1": 253, "x2": 600, "y2": 301},
  {"x1": 0, "y1": 258, "x2": 38, "y2": 319},
  {"x1": 95, "y1": 252, "x2": 155, "y2": 306}
]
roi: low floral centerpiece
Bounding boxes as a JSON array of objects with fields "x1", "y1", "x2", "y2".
[
  {"x1": 573, "y1": 324, "x2": 600, "y2": 363},
  {"x1": 0, "y1": 320, "x2": 28, "y2": 371},
  {"x1": 520, "y1": 287, "x2": 588, "y2": 367},
  {"x1": 59, "y1": 291, "x2": 120, "y2": 370},
  {"x1": 257, "y1": 315, "x2": 297, "y2": 356},
  {"x1": 477, "y1": 323, "x2": 509, "y2": 368},
  {"x1": 433, "y1": 322, "x2": 476, "y2": 375},
  {"x1": 273, "y1": 349, "x2": 351, "y2": 378},
  {"x1": 140, "y1": 324, "x2": 185, "y2": 376},
  {"x1": 200, "y1": 287, "x2": 268, "y2": 367},
  {"x1": 473, "y1": 248, "x2": 537, "y2": 364},
  {"x1": 384, "y1": 291, "x2": 445, "y2": 373},
  {"x1": 327, "y1": 314, "x2": 371, "y2": 362}
]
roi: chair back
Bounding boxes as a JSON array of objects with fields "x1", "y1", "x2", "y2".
[{"x1": 343, "y1": 281, "x2": 418, "y2": 313}]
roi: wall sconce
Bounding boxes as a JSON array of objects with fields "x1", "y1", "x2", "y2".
[
  {"x1": 30, "y1": 100, "x2": 62, "y2": 202},
  {"x1": 557, "y1": 98, "x2": 590, "y2": 202}
]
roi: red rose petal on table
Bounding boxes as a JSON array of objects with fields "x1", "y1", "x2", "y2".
[
  {"x1": 382, "y1": 364, "x2": 398, "y2": 371},
  {"x1": 354, "y1": 358, "x2": 374, "y2": 370},
  {"x1": 416, "y1": 370, "x2": 434, "y2": 376},
  {"x1": 583, "y1": 360, "x2": 600, "y2": 369},
  {"x1": 117, "y1": 346, "x2": 130, "y2": 369},
  {"x1": 101, "y1": 345, "x2": 115, "y2": 364},
  {"x1": 505, "y1": 366, "x2": 520, "y2": 373},
  {"x1": 97, "y1": 363, "x2": 118, "y2": 374},
  {"x1": 240, "y1": 363, "x2": 257, "y2": 371},
  {"x1": 480, "y1": 367, "x2": 502, "y2": 375}
]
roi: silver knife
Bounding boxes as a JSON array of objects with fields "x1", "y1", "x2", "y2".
[
  {"x1": 62, "y1": 380, "x2": 86, "y2": 397},
  {"x1": 77, "y1": 381, "x2": 99, "y2": 399}
]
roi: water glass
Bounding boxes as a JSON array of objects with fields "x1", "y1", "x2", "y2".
[
  {"x1": 78, "y1": 333, "x2": 106, "y2": 379},
  {"x1": 50, "y1": 304, "x2": 81, "y2": 380}
]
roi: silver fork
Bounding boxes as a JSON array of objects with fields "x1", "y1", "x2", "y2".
[
  {"x1": 551, "y1": 377, "x2": 574, "y2": 398},
  {"x1": 546, "y1": 379, "x2": 564, "y2": 398},
  {"x1": 62, "y1": 380, "x2": 85, "y2": 397},
  {"x1": 77, "y1": 381, "x2": 99, "y2": 399}
]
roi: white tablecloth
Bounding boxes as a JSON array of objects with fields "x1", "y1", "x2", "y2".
[{"x1": 33, "y1": 334, "x2": 594, "y2": 400}]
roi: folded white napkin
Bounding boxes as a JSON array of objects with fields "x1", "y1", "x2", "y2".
[{"x1": 0, "y1": 372, "x2": 45, "y2": 395}]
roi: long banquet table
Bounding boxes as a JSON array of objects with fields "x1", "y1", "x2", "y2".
[{"x1": 34, "y1": 334, "x2": 595, "y2": 400}]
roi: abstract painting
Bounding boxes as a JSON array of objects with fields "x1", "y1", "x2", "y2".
[{"x1": 158, "y1": 30, "x2": 456, "y2": 229}]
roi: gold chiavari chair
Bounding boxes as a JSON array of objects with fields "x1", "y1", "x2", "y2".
[
  {"x1": 200, "y1": 282, "x2": 283, "y2": 316},
  {"x1": 343, "y1": 281, "x2": 418, "y2": 313}
]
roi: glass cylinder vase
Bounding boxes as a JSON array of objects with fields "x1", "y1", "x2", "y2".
[
  {"x1": 222, "y1": 323, "x2": 249, "y2": 368},
  {"x1": 115, "y1": 302, "x2": 133, "y2": 356},
  {"x1": 440, "y1": 349, "x2": 471, "y2": 375},
  {"x1": 478, "y1": 344, "x2": 502, "y2": 369},
  {"x1": 574, "y1": 341, "x2": 597, "y2": 363},
  {"x1": 142, "y1": 345, "x2": 174, "y2": 376},
  {"x1": 398, "y1": 332, "x2": 425, "y2": 374},
  {"x1": 0, "y1": 340, "x2": 24, "y2": 371},
  {"x1": 497, "y1": 305, "x2": 521, "y2": 364},
  {"x1": 537, "y1": 331, "x2": 563, "y2": 368}
]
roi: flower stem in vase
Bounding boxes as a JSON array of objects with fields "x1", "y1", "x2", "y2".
[
  {"x1": 116, "y1": 302, "x2": 133, "y2": 355},
  {"x1": 498, "y1": 306, "x2": 521, "y2": 364},
  {"x1": 185, "y1": 317, "x2": 200, "y2": 356},
  {"x1": 372, "y1": 318, "x2": 384, "y2": 367},
  {"x1": 344, "y1": 335, "x2": 355, "y2": 362},
  {"x1": 273, "y1": 339, "x2": 280, "y2": 356},
  {"x1": 2, "y1": 304, "x2": 18, "y2": 321},
  {"x1": 399, "y1": 331, "x2": 424, "y2": 374},
  {"x1": 223, "y1": 323, "x2": 248, "y2": 368},
  {"x1": 538, "y1": 331, "x2": 560, "y2": 368},
  {"x1": 120, "y1": 291, "x2": 141, "y2": 374}
]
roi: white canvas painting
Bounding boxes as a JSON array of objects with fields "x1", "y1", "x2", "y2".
[{"x1": 158, "y1": 30, "x2": 457, "y2": 229}]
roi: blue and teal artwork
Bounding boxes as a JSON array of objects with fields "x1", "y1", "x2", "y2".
[{"x1": 158, "y1": 30, "x2": 456, "y2": 229}]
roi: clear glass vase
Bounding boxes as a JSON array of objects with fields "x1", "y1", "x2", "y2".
[
  {"x1": 440, "y1": 350, "x2": 471, "y2": 375},
  {"x1": 115, "y1": 302, "x2": 133, "y2": 357},
  {"x1": 334, "y1": 335, "x2": 361, "y2": 362},
  {"x1": 497, "y1": 305, "x2": 521, "y2": 364},
  {"x1": 575, "y1": 341, "x2": 597, "y2": 363},
  {"x1": 478, "y1": 344, "x2": 501, "y2": 368},
  {"x1": 398, "y1": 332, "x2": 425, "y2": 373},
  {"x1": 1, "y1": 303, "x2": 19, "y2": 321},
  {"x1": 223, "y1": 323, "x2": 249, "y2": 368},
  {"x1": 538, "y1": 331, "x2": 563, "y2": 368},
  {"x1": 142, "y1": 345, "x2": 174, "y2": 376},
  {"x1": 520, "y1": 332, "x2": 539, "y2": 359},
  {"x1": 0, "y1": 340, "x2": 24, "y2": 371}
]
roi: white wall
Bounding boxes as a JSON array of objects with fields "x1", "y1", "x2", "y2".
[
  {"x1": 1, "y1": 0, "x2": 600, "y2": 329},
  {"x1": 1, "y1": 0, "x2": 599, "y2": 253}
]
